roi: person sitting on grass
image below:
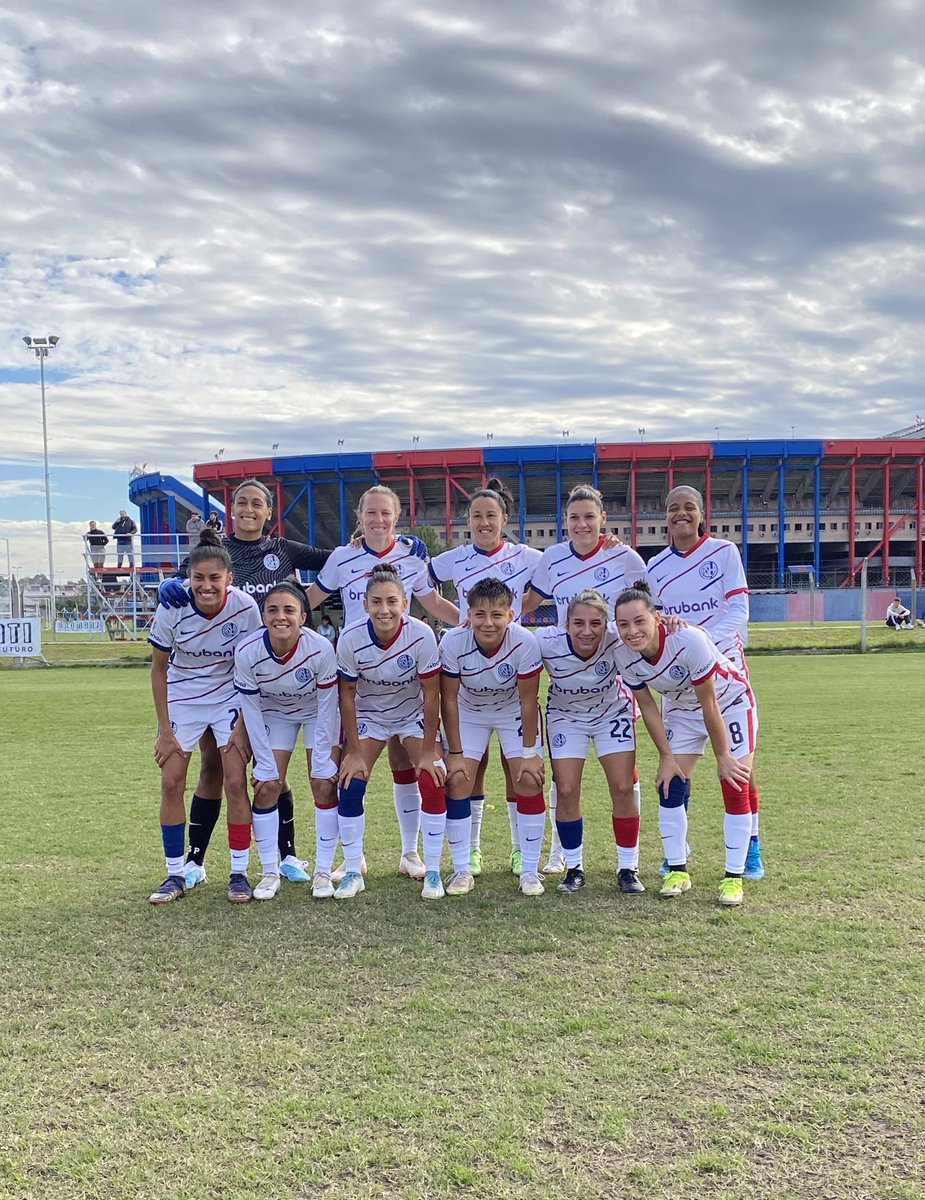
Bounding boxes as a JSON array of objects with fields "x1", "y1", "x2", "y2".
[{"x1": 885, "y1": 597, "x2": 912, "y2": 630}]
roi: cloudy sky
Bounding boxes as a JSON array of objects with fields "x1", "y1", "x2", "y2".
[{"x1": 1, "y1": 0, "x2": 924, "y2": 577}]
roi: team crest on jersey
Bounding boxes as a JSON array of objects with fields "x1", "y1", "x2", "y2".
[
  {"x1": 397, "y1": 653, "x2": 415, "y2": 670},
  {"x1": 357, "y1": 721, "x2": 368, "y2": 736},
  {"x1": 499, "y1": 561, "x2": 515, "y2": 577},
  {"x1": 594, "y1": 659, "x2": 610, "y2": 677},
  {"x1": 668, "y1": 664, "x2": 687, "y2": 681},
  {"x1": 594, "y1": 566, "x2": 609, "y2": 583},
  {"x1": 221, "y1": 622, "x2": 238, "y2": 638},
  {"x1": 294, "y1": 667, "x2": 312, "y2": 684},
  {"x1": 552, "y1": 733, "x2": 567, "y2": 748},
  {"x1": 496, "y1": 662, "x2": 515, "y2": 680},
  {"x1": 698, "y1": 560, "x2": 720, "y2": 581},
  {"x1": 170, "y1": 721, "x2": 177, "y2": 733},
  {"x1": 263, "y1": 553, "x2": 281, "y2": 571}
]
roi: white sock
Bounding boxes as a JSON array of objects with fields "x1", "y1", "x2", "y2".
[
  {"x1": 751, "y1": 812, "x2": 760, "y2": 838},
  {"x1": 314, "y1": 806, "x2": 339, "y2": 874},
  {"x1": 421, "y1": 810, "x2": 447, "y2": 871},
  {"x1": 518, "y1": 809, "x2": 546, "y2": 875},
  {"x1": 724, "y1": 813, "x2": 752, "y2": 875},
  {"x1": 507, "y1": 799, "x2": 519, "y2": 851},
  {"x1": 339, "y1": 812, "x2": 366, "y2": 872},
  {"x1": 547, "y1": 782, "x2": 562, "y2": 857},
  {"x1": 446, "y1": 815, "x2": 472, "y2": 873},
  {"x1": 617, "y1": 843, "x2": 637, "y2": 871},
  {"x1": 166, "y1": 854, "x2": 185, "y2": 876},
  {"x1": 659, "y1": 804, "x2": 688, "y2": 868},
  {"x1": 251, "y1": 806, "x2": 280, "y2": 874},
  {"x1": 563, "y1": 842, "x2": 582, "y2": 870},
  {"x1": 469, "y1": 795, "x2": 485, "y2": 850},
  {"x1": 393, "y1": 782, "x2": 421, "y2": 854},
  {"x1": 633, "y1": 778, "x2": 642, "y2": 814},
  {"x1": 230, "y1": 847, "x2": 250, "y2": 873}
]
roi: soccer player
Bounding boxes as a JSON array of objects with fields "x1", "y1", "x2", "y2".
[
  {"x1": 233, "y1": 582, "x2": 341, "y2": 900},
  {"x1": 645, "y1": 485, "x2": 765, "y2": 879},
  {"x1": 429, "y1": 477, "x2": 542, "y2": 876},
  {"x1": 522, "y1": 484, "x2": 647, "y2": 873},
  {"x1": 440, "y1": 577, "x2": 546, "y2": 897},
  {"x1": 148, "y1": 530, "x2": 278, "y2": 905},
  {"x1": 613, "y1": 582, "x2": 758, "y2": 907},
  {"x1": 537, "y1": 589, "x2": 644, "y2": 895},
  {"x1": 306, "y1": 485, "x2": 459, "y2": 882},
  {"x1": 335, "y1": 564, "x2": 447, "y2": 901},
  {"x1": 158, "y1": 478, "x2": 427, "y2": 888}
]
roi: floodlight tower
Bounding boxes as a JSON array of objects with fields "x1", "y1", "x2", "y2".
[{"x1": 22, "y1": 335, "x2": 60, "y2": 623}]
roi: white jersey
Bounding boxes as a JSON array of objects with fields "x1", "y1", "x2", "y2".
[
  {"x1": 440, "y1": 623, "x2": 542, "y2": 719},
  {"x1": 233, "y1": 627, "x2": 338, "y2": 722},
  {"x1": 613, "y1": 625, "x2": 752, "y2": 713},
  {"x1": 149, "y1": 587, "x2": 262, "y2": 709},
  {"x1": 646, "y1": 536, "x2": 749, "y2": 664},
  {"x1": 429, "y1": 541, "x2": 542, "y2": 621},
  {"x1": 315, "y1": 539, "x2": 436, "y2": 628},
  {"x1": 529, "y1": 538, "x2": 647, "y2": 626},
  {"x1": 337, "y1": 615, "x2": 441, "y2": 727},
  {"x1": 536, "y1": 625, "x2": 634, "y2": 727}
]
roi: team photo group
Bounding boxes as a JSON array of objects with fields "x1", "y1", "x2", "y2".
[{"x1": 148, "y1": 474, "x2": 763, "y2": 909}]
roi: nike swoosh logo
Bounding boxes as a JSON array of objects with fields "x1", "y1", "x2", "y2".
[{"x1": 526, "y1": 836, "x2": 542, "y2": 843}]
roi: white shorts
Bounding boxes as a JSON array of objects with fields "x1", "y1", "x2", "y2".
[
  {"x1": 169, "y1": 703, "x2": 240, "y2": 753},
  {"x1": 264, "y1": 712, "x2": 317, "y2": 753},
  {"x1": 664, "y1": 697, "x2": 758, "y2": 758},
  {"x1": 354, "y1": 713, "x2": 426, "y2": 745},
  {"x1": 547, "y1": 710, "x2": 636, "y2": 760},
  {"x1": 458, "y1": 708, "x2": 542, "y2": 762}
]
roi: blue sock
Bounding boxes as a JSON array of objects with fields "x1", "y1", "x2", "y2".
[
  {"x1": 161, "y1": 821, "x2": 185, "y2": 875},
  {"x1": 556, "y1": 817, "x2": 583, "y2": 869}
]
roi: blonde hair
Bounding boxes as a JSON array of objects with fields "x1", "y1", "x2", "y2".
[
  {"x1": 566, "y1": 588, "x2": 610, "y2": 623},
  {"x1": 352, "y1": 485, "x2": 402, "y2": 540}
]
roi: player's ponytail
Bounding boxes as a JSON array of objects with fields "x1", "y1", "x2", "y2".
[
  {"x1": 365, "y1": 562, "x2": 404, "y2": 595},
  {"x1": 469, "y1": 477, "x2": 514, "y2": 519},
  {"x1": 614, "y1": 580, "x2": 657, "y2": 614},
  {"x1": 188, "y1": 527, "x2": 232, "y2": 572}
]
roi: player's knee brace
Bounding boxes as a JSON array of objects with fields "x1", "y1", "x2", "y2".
[
  {"x1": 658, "y1": 776, "x2": 690, "y2": 808},
  {"x1": 338, "y1": 777, "x2": 367, "y2": 817},
  {"x1": 720, "y1": 778, "x2": 750, "y2": 814},
  {"x1": 446, "y1": 797, "x2": 471, "y2": 821}
]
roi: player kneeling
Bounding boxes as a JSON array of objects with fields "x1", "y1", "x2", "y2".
[
  {"x1": 441, "y1": 578, "x2": 546, "y2": 896},
  {"x1": 148, "y1": 530, "x2": 276, "y2": 905},
  {"x1": 537, "y1": 589, "x2": 643, "y2": 896},
  {"x1": 335, "y1": 564, "x2": 447, "y2": 900},
  {"x1": 233, "y1": 582, "x2": 341, "y2": 900},
  {"x1": 613, "y1": 583, "x2": 758, "y2": 907}
]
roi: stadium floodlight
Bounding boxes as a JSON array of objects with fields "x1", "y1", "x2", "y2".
[{"x1": 22, "y1": 334, "x2": 60, "y2": 628}]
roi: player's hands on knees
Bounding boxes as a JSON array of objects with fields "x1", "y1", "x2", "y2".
[
  {"x1": 222, "y1": 720, "x2": 252, "y2": 766},
  {"x1": 154, "y1": 727, "x2": 186, "y2": 767},
  {"x1": 310, "y1": 777, "x2": 338, "y2": 807},
  {"x1": 716, "y1": 754, "x2": 751, "y2": 787},
  {"x1": 338, "y1": 752, "x2": 368, "y2": 789},
  {"x1": 444, "y1": 752, "x2": 469, "y2": 786},
  {"x1": 251, "y1": 777, "x2": 281, "y2": 807},
  {"x1": 655, "y1": 754, "x2": 686, "y2": 791},
  {"x1": 515, "y1": 755, "x2": 545, "y2": 791},
  {"x1": 415, "y1": 750, "x2": 447, "y2": 786}
]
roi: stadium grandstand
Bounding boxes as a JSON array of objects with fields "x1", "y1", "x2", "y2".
[{"x1": 129, "y1": 436, "x2": 925, "y2": 591}]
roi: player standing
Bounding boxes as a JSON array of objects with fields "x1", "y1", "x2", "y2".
[
  {"x1": 233, "y1": 582, "x2": 341, "y2": 900},
  {"x1": 441, "y1": 578, "x2": 546, "y2": 897},
  {"x1": 335, "y1": 564, "x2": 447, "y2": 901},
  {"x1": 148, "y1": 531, "x2": 278, "y2": 905},
  {"x1": 306, "y1": 485, "x2": 458, "y2": 882},
  {"x1": 429, "y1": 478, "x2": 542, "y2": 876},
  {"x1": 645, "y1": 485, "x2": 765, "y2": 879},
  {"x1": 537, "y1": 589, "x2": 644, "y2": 895},
  {"x1": 613, "y1": 583, "x2": 758, "y2": 907}
]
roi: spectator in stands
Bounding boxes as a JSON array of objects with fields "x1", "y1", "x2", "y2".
[
  {"x1": 886, "y1": 596, "x2": 911, "y2": 630},
  {"x1": 317, "y1": 612, "x2": 338, "y2": 648},
  {"x1": 84, "y1": 521, "x2": 109, "y2": 568},
  {"x1": 206, "y1": 511, "x2": 224, "y2": 534},
  {"x1": 112, "y1": 509, "x2": 138, "y2": 568},
  {"x1": 186, "y1": 513, "x2": 205, "y2": 543}
]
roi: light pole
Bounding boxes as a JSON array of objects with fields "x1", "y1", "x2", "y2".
[
  {"x1": 0, "y1": 537, "x2": 11, "y2": 617},
  {"x1": 23, "y1": 335, "x2": 59, "y2": 626}
]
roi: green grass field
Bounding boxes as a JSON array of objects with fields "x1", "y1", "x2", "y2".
[{"x1": 2, "y1": 657, "x2": 924, "y2": 1199}]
